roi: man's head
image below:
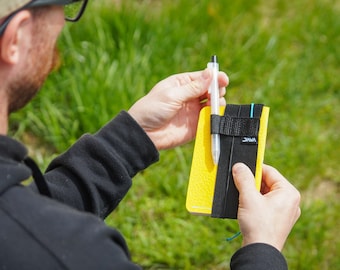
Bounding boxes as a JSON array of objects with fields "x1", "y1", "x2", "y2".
[{"x1": 0, "y1": 0, "x2": 87, "y2": 115}]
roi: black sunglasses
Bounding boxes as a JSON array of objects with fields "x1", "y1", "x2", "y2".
[{"x1": 0, "y1": 0, "x2": 88, "y2": 36}]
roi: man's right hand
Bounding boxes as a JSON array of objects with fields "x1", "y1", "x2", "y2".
[{"x1": 232, "y1": 163, "x2": 301, "y2": 251}]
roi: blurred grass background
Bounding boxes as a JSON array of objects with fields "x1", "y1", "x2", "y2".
[{"x1": 10, "y1": 0, "x2": 339, "y2": 269}]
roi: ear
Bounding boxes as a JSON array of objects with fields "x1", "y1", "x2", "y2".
[{"x1": 0, "y1": 10, "x2": 32, "y2": 64}]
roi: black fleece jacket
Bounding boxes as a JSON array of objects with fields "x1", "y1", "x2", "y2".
[{"x1": 0, "y1": 111, "x2": 287, "y2": 269}]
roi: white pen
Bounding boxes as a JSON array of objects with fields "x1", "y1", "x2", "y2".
[{"x1": 208, "y1": 55, "x2": 220, "y2": 165}]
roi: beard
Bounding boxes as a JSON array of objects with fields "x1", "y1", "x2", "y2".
[
  {"x1": 7, "y1": 6, "x2": 62, "y2": 114},
  {"x1": 7, "y1": 45, "x2": 60, "y2": 114}
]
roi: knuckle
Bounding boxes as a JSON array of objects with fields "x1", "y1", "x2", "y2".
[
  {"x1": 189, "y1": 80, "x2": 201, "y2": 90},
  {"x1": 292, "y1": 188, "x2": 301, "y2": 206}
]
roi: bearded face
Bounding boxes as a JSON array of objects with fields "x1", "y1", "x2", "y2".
[
  {"x1": 7, "y1": 48, "x2": 60, "y2": 113},
  {"x1": 7, "y1": 7, "x2": 62, "y2": 113}
]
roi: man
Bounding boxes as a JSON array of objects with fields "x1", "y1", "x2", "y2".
[{"x1": 0, "y1": 1, "x2": 301, "y2": 269}]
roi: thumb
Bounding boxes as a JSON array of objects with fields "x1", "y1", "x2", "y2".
[
  {"x1": 180, "y1": 68, "x2": 212, "y2": 100},
  {"x1": 232, "y1": 163, "x2": 258, "y2": 195}
]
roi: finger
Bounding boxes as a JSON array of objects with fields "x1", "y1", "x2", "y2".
[
  {"x1": 204, "y1": 96, "x2": 226, "y2": 106},
  {"x1": 262, "y1": 165, "x2": 301, "y2": 205},
  {"x1": 219, "y1": 86, "x2": 226, "y2": 97},
  {"x1": 179, "y1": 69, "x2": 211, "y2": 84},
  {"x1": 218, "y1": 71, "x2": 229, "y2": 88},
  {"x1": 262, "y1": 164, "x2": 289, "y2": 189},
  {"x1": 179, "y1": 69, "x2": 212, "y2": 100},
  {"x1": 173, "y1": 69, "x2": 228, "y2": 102},
  {"x1": 219, "y1": 97, "x2": 226, "y2": 106},
  {"x1": 232, "y1": 163, "x2": 258, "y2": 195},
  {"x1": 184, "y1": 70, "x2": 228, "y2": 86},
  {"x1": 183, "y1": 70, "x2": 228, "y2": 93}
]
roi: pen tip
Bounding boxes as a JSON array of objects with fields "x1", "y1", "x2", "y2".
[{"x1": 211, "y1": 55, "x2": 218, "y2": 63}]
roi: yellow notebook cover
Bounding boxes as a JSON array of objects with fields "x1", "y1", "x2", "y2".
[{"x1": 186, "y1": 105, "x2": 269, "y2": 217}]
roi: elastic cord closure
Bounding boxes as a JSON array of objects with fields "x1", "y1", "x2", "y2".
[{"x1": 24, "y1": 157, "x2": 51, "y2": 197}]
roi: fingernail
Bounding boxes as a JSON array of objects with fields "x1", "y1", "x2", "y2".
[{"x1": 233, "y1": 163, "x2": 247, "y2": 174}]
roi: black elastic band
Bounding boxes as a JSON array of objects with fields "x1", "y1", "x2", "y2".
[
  {"x1": 24, "y1": 157, "x2": 51, "y2": 197},
  {"x1": 211, "y1": 115, "x2": 260, "y2": 137}
]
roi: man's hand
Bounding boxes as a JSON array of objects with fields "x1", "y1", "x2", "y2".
[
  {"x1": 128, "y1": 69, "x2": 229, "y2": 150},
  {"x1": 232, "y1": 163, "x2": 301, "y2": 251}
]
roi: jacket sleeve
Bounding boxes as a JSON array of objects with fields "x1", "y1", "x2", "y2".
[
  {"x1": 230, "y1": 243, "x2": 288, "y2": 270},
  {"x1": 39, "y1": 111, "x2": 159, "y2": 218}
]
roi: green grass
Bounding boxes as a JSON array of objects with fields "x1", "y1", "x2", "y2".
[{"x1": 10, "y1": 0, "x2": 340, "y2": 269}]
